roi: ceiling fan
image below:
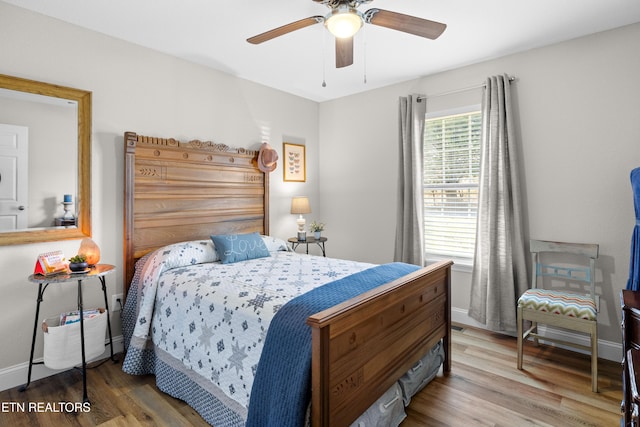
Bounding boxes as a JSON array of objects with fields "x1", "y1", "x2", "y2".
[{"x1": 247, "y1": 0, "x2": 447, "y2": 68}]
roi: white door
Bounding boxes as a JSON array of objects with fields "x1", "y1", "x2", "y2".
[{"x1": 0, "y1": 124, "x2": 28, "y2": 230}]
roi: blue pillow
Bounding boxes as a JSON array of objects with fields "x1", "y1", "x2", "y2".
[{"x1": 210, "y1": 232, "x2": 270, "y2": 264}]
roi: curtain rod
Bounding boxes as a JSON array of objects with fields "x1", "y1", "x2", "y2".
[{"x1": 417, "y1": 75, "x2": 516, "y2": 102}]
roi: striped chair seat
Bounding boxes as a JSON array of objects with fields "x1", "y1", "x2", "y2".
[{"x1": 517, "y1": 289, "x2": 596, "y2": 321}]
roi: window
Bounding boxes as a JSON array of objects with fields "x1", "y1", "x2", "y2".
[{"x1": 423, "y1": 108, "x2": 481, "y2": 262}]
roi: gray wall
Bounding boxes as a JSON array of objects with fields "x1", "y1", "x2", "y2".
[
  {"x1": 0, "y1": 3, "x2": 320, "y2": 389},
  {"x1": 318, "y1": 22, "x2": 640, "y2": 361}
]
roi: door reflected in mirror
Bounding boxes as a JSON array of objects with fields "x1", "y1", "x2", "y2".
[
  {"x1": 0, "y1": 74, "x2": 91, "y2": 245},
  {"x1": 0, "y1": 89, "x2": 78, "y2": 230}
]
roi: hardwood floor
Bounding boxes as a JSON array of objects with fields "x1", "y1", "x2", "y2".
[{"x1": 0, "y1": 325, "x2": 622, "y2": 426}]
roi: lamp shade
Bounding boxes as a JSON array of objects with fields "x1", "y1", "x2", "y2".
[
  {"x1": 325, "y1": 7, "x2": 363, "y2": 38},
  {"x1": 290, "y1": 197, "x2": 311, "y2": 215}
]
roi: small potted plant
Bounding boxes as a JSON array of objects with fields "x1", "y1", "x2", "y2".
[
  {"x1": 68, "y1": 254, "x2": 88, "y2": 272},
  {"x1": 309, "y1": 220, "x2": 325, "y2": 239}
]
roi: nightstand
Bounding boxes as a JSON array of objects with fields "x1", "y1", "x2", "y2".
[
  {"x1": 21, "y1": 264, "x2": 118, "y2": 403},
  {"x1": 288, "y1": 236, "x2": 327, "y2": 257}
]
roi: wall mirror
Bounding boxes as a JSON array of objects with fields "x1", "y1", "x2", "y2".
[{"x1": 0, "y1": 74, "x2": 91, "y2": 245}]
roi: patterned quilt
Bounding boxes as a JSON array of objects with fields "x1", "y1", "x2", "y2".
[{"x1": 122, "y1": 237, "x2": 374, "y2": 425}]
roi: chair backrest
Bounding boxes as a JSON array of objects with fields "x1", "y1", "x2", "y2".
[{"x1": 530, "y1": 239, "x2": 599, "y2": 301}]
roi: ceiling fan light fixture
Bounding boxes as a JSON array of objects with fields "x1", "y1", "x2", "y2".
[{"x1": 325, "y1": 7, "x2": 363, "y2": 38}]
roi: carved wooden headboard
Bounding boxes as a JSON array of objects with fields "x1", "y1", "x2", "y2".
[{"x1": 123, "y1": 131, "x2": 269, "y2": 293}]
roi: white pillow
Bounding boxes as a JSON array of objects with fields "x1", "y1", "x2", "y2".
[
  {"x1": 261, "y1": 235, "x2": 291, "y2": 252},
  {"x1": 158, "y1": 239, "x2": 219, "y2": 265}
]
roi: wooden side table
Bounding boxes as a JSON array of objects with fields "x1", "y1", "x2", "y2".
[
  {"x1": 20, "y1": 264, "x2": 118, "y2": 403},
  {"x1": 288, "y1": 236, "x2": 327, "y2": 257}
]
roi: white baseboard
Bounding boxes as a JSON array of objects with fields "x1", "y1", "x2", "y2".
[
  {"x1": 0, "y1": 335, "x2": 124, "y2": 393},
  {"x1": 452, "y1": 307, "x2": 622, "y2": 363}
]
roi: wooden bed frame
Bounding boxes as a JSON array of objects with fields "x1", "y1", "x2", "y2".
[{"x1": 123, "y1": 131, "x2": 452, "y2": 426}]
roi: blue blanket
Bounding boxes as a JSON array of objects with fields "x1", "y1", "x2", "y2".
[{"x1": 245, "y1": 262, "x2": 420, "y2": 427}]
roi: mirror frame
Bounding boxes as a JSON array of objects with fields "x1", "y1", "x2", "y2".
[{"x1": 0, "y1": 74, "x2": 91, "y2": 245}]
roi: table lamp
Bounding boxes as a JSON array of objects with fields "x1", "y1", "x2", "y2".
[
  {"x1": 78, "y1": 237, "x2": 101, "y2": 266},
  {"x1": 291, "y1": 196, "x2": 311, "y2": 241}
]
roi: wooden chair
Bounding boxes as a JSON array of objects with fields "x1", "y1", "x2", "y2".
[{"x1": 517, "y1": 239, "x2": 599, "y2": 392}]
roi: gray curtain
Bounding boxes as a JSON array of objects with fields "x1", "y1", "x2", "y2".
[
  {"x1": 394, "y1": 95, "x2": 426, "y2": 266},
  {"x1": 468, "y1": 75, "x2": 528, "y2": 332}
]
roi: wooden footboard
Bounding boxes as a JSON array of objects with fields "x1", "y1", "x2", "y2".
[{"x1": 307, "y1": 260, "x2": 452, "y2": 427}]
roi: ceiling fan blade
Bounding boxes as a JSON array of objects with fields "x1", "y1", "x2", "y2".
[
  {"x1": 335, "y1": 36, "x2": 354, "y2": 68},
  {"x1": 247, "y1": 16, "x2": 324, "y2": 44},
  {"x1": 364, "y1": 9, "x2": 446, "y2": 40}
]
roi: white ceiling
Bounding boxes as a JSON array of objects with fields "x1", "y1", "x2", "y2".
[{"x1": 5, "y1": 0, "x2": 640, "y2": 102}]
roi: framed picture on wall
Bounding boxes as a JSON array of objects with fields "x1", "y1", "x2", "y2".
[{"x1": 283, "y1": 142, "x2": 306, "y2": 182}]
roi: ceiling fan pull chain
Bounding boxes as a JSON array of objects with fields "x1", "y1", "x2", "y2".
[
  {"x1": 363, "y1": 25, "x2": 367, "y2": 84},
  {"x1": 322, "y1": 26, "x2": 327, "y2": 87}
]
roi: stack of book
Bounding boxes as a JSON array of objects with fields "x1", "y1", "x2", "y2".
[{"x1": 59, "y1": 309, "x2": 102, "y2": 325}]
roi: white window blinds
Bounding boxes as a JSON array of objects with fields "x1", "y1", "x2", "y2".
[{"x1": 423, "y1": 110, "x2": 481, "y2": 260}]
